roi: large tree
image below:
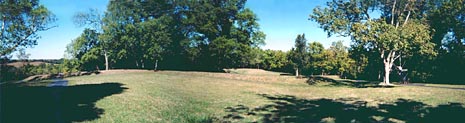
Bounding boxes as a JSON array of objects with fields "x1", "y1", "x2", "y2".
[
  {"x1": 289, "y1": 34, "x2": 308, "y2": 77},
  {"x1": 99, "y1": 0, "x2": 265, "y2": 71},
  {"x1": 310, "y1": 0, "x2": 436, "y2": 85},
  {"x1": 0, "y1": 0, "x2": 56, "y2": 57},
  {"x1": 66, "y1": 29, "x2": 102, "y2": 71},
  {"x1": 426, "y1": 0, "x2": 465, "y2": 83},
  {"x1": 73, "y1": 8, "x2": 110, "y2": 70},
  {"x1": 262, "y1": 49, "x2": 289, "y2": 70}
]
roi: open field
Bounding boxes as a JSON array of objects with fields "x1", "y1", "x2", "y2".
[{"x1": 2, "y1": 69, "x2": 465, "y2": 123}]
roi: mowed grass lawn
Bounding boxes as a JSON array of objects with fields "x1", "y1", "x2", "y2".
[{"x1": 2, "y1": 69, "x2": 465, "y2": 123}]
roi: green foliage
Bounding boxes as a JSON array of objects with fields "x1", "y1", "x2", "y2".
[
  {"x1": 424, "y1": 0, "x2": 465, "y2": 83},
  {"x1": 306, "y1": 41, "x2": 355, "y2": 78},
  {"x1": 310, "y1": 0, "x2": 436, "y2": 84},
  {"x1": 66, "y1": 29, "x2": 103, "y2": 71},
  {"x1": 78, "y1": 0, "x2": 266, "y2": 71},
  {"x1": 0, "y1": 0, "x2": 56, "y2": 56},
  {"x1": 262, "y1": 49, "x2": 289, "y2": 70},
  {"x1": 288, "y1": 34, "x2": 308, "y2": 75},
  {"x1": 62, "y1": 58, "x2": 80, "y2": 74}
]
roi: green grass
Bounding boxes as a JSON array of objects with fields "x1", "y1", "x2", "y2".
[
  {"x1": 424, "y1": 83, "x2": 465, "y2": 88},
  {"x1": 2, "y1": 69, "x2": 465, "y2": 122}
]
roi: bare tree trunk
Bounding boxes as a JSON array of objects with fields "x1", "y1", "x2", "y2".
[
  {"x1": 383, "y1": 63, "x2": 391, "y2": 85},
  {"x1": 295, "y1": 68, "x2": 299, "y2": 77},
  {"x1": 104, "y1": 51, "x2": 109, "y2": 70},
  {"x1": 135, "y1": 60, "x2": 139, "y2": 68},
  {"x1": 402, "y1": 11, "x2": 411, "y2": 26},
  {"x1": 391, "y1": 0, "x2": 397, "y2": 25},
  {"x1": 378, "y1": 70, "x2": 381, "y2": 80},
  {"x1": 141, "y1": 59, "x2": 144, "y2": 69},
  {"x1": 154, "y1": 60, "x2": 158, "y2": 71},
  {"x1": 381, "y1": 51, "x2": 398, "y2": 85}
]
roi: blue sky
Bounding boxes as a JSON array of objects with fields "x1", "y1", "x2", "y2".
[{"x1": 22, "y1": 0, "x2": 349, "y2": 59}]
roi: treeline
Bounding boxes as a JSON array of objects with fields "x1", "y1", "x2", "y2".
[
  {"x1": 256, "y1": 36, "x2": 356, "y2": 79},
  {"x1": 66, "y1": 0, "x2": 266, "y2": 72},
  {"x1": 65, "y1": 0, "x2": 465, "y2": 84},
  {"x1": 4, "y1": 0, "x2": 464, "y2": 84},
  {"x1": 1, "y1": 62, "x2": 68, "y2": 81}
]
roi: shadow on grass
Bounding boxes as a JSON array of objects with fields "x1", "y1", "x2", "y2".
[
  {"x1": 306, "y1": 76, "x2": 391, "y2": 88},
  {"x1": 219, "y1": 94, "x2": 465, "y2": 123},
  {"x1": 1, "y1": 82, "x2": 127, "y2": 123}
]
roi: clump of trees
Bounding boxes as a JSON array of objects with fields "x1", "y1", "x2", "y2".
[
  {"x1": 67, "y1": 0, "x2": 266, "y2": 71},
  {"x1": 256, "y1": 39, "x2": 356, "y2": 78},
  {"x1": 310, "y1": 0, "x2": 465, "y2": 85}
]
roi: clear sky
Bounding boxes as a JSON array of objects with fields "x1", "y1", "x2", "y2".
[{"x1": 22, "y1": 0, "x2": 349, "y2": 59}]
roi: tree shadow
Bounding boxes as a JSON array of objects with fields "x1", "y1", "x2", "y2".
[
  {"x1": 219, "y1": 94, "x2": 465, "y2": 123},
  {"x1": 307, "y1": 76, "x2": 391, "y2": 88},
  {"x1": 1, "y1": 82, "x2": 127, "y2": 123}
]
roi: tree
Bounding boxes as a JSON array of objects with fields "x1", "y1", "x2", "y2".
[
  {"x1": 307, "y1": 42, "x2": 325, "y2": 75},
  {"x1": 289, "y1": 34, "x2": 308, "y2": 77},
  {"x1": 310, "y1": 0, "x2": 436, "y2": 85},
  {"x1": 98, "y1": 0, "x2": 265, "y2": 71},
  {"x1": 328, "y1": 41, "x2": 354, "y2": 77},
  {"x1": 262, "y1": 49, "x2": 289, "y2": 70},
  {"x1": 138, "y1": 17, "x2": 172, "y2": 70},
  {"x1": 1, "y1": 0, "x2": 56, "y2": 57},
  {"x1": 73, "y1": 8, "x2": 109, "y2": 70},
  {"x1": 66, "y1": 29, "x2": 102, "y2": 71},
  {"x1": 16, "y1": 48, "x2": 30, "y2": 62},
  {"x1": 425, "y1": 0, "x2": 465, "y2": 83}
]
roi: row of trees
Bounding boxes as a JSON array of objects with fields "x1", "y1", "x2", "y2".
[
  {"x1": 252, "y1": 35, "x2": 356, "y2": 79},
  {"x1": 67, "y1": 0, "x2": 266, "y2": 72},
  {"x1": 2, "y1": 0, "x2": 464, "y2": 85},
  {"x1": 66, "y1": 0, "x2": 465, "y2": 84}
]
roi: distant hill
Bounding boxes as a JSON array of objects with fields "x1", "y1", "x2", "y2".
[{"x1": 6, "y1": 59, "x2": 63, "y2": 68}]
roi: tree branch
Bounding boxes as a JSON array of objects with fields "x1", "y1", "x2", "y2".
[
  {"x1": 391, "y1": 0, "x2": 397, "y2": 25},
  {"x1": 402, "y1": 10, "x2": 411, "y2": 27}
]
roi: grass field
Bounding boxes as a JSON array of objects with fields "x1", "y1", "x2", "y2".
[{"x1": 2, "y1": 69, "x2": 465, "y2": 123}]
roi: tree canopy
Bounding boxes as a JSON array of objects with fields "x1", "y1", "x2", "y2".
[
  {"x1": 0, "y1": 0, "x2": 56, "y2": 57},
  {"x1": 65, "y1": 0, "x2": 265, "y2": 71},
  {"x1": 310, "y1": 0, "x2": 436, "y2": 85}
]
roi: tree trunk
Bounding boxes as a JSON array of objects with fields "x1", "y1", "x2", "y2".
[
  {"x1": 378, "y1": 70, "x2": 381, "y2": 80},
  {"x1": 135, "y1": 60, "x2": 139, "y2": 68},
  {"x1": 383, "y1": 63, "x2": 391, "y2": 85},
  {"x1": 381, "y1": 51, "x2": 398, "y2": 85},
  {"x1": 154, "y1": 60, "x2": 158, "y2": 71},
  {"x1": 141, "y1": 59, "x2": 144, "y2": 69},
  {"x1": 104, "y1": 51, "x2": 109, "y2": 70},
  {"x1": 295, "y1": 68, "x2": 299, "y2": 77}
]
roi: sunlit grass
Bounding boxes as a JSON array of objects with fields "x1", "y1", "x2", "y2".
[{"x1": 9, "y1": 69, "x2": 465, "y2": 122}]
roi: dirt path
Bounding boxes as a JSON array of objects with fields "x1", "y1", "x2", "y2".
[
  {"x1": 48, "y1": 79, "x2": 68, "y2": 123},
  {"x1": 47, "y1": 79, "x2": 68, "y2": 87}
]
